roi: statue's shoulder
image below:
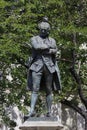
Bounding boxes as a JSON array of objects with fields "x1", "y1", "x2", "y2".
[
  {"x1": 31, "y1": 35, "x2": 40, "y2": 41},
  {"x1": 30, "y1": 35, "x2": 41, "y2": 46},
  {"x1": 49, "y1": 37, "x2": 56, "y2": 43}
]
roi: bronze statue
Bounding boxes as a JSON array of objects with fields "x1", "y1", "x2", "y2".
[{"x1": 26, "y1": 17, "x2": 61, "y2": 117}]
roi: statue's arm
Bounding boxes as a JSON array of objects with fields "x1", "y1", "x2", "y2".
[
  {"x1": 49, "y1": 48, "x2": 57, "y2": 54},
  {"x1": 49, "y1": 39, "x2": 58, "y2": 54},
  {"x1": 31, "y1": 37, "x2": 49, "y2": 50}
]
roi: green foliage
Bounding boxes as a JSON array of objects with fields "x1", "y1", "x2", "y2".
[{"x1": 0, "y1": 0, "x2": 87, "y2": 127}]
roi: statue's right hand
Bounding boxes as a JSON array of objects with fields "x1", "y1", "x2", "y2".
[{"x1": 41, "y1": 44, "x2": 49, "y2": 50}]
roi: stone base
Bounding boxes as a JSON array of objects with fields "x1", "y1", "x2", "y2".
[{"x1": 19, "y1": 117, "x2": 63, "y2": 130}]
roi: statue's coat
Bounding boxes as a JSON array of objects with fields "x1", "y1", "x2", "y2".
[{"x1": 26, "y1": 36, "x2": 61, "y2": 91}]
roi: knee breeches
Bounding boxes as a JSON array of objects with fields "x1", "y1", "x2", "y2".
[{"x1": 32, "y1": 65, "x2": 53, "y2": 95}]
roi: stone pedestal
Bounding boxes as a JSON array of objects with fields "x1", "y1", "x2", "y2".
[{"x1": 19, "y1": 117, "x2": 63, "y2": 130}]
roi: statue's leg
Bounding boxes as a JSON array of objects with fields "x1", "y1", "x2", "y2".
[
  {"x1": 28, "y1": 92, "x2": 38, "y2": 117},
  {"x1": 46, "y1": 93, "x2": 53, "y2": 117},
  {"x1": 44, "y1": 67, "x2": 53, "y2": 117},
  {"x1": 28, "y1": 70, "x2": 42, "y2": 117}
]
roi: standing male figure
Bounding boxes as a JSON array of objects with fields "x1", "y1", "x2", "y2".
[{"x1": 27, "y1": 17, "x2": 61, "y2": 117}]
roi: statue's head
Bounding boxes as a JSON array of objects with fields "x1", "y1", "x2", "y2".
[{"x1": 38, "y1": 17, "x2": 50, "y2": 38}]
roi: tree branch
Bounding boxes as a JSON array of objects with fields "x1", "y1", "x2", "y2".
[
  {"x1": 12, "y1": 54, "x2": 28, "y2": 69},
  {"x1": 61, "y1": 99, "x2": 86, "y2": 118},
  {"x1": 70, "y1": 32, "x2": 87, "y2": 109},
  {"x1": 16, "y1": 56, "x2": 29, "y2": 69},
  {"x1": 70, "y1": 67, "x2": 87, "y2": 109},
  {"x1": 56, "y1": 58, "x2": 73, "y2": 63}
]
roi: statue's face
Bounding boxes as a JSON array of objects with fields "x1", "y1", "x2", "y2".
[{"x1": 40, "y1": 29, "x2": 50, "y2": 38}]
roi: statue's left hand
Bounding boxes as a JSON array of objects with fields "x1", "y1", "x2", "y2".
[{"x1": 49, "y1": 48, "x2": 57, "y2": 54}]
